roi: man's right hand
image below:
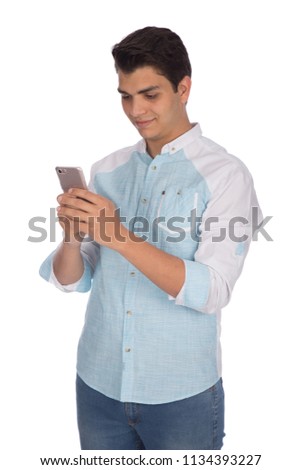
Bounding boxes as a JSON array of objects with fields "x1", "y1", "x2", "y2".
[{"x1": 57, "y1": 193, "x2": 85, "y2": 247}]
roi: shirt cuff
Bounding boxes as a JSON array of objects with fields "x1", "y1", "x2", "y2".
[
  {"x1": 39, "y1": 249, "x2": 92, "y2": 293},
  {"x1": 169, "y1": 259, "x2": 210, "y2": 313}
]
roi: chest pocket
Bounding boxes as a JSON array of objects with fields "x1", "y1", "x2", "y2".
[{"x1": 156, "y1": 185, "x2": 200, "y2": 234}]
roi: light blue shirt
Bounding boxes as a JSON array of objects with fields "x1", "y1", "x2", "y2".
[{"x1": 40, "y1": 124, "x2": 261, "y2": 404}]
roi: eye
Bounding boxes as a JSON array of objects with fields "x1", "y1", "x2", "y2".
[
  {"x1": 121, "y1": 94, "x2": 130, "y2": 100},
  {"x1": 145, "y1": 94, "x2": 158, "y2": 100}
]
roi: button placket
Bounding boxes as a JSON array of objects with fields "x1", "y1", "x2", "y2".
[
  {"x1": 119, "y1": 262, "x2": 139, "y2": 400},
  {"x1": 121, "y1": 165, "x2": 160, "y2": 381},
  {"x1": 139, "y1": 160, "x2": 160, "y2": 213}
]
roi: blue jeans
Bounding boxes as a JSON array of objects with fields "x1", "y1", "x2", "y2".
[{"x1": 76, "y1": 375, "x2": 225, "y2": 450}]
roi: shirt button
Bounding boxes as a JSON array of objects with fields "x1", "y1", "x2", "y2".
[
  {"x1": 126, "y1": 310, "x2": 133, "y2": 316},
  {"x1": 125, "y1": 348, "x2": 131, "y2": 353},
  {"x1": 130, "y1": 271, "x2": 135, "y2": 277},
  {"x1": 152, "y1": 165, "x2": 157, "y2": 170},
  {"x1": 171, "y1": 147, "x2": 176, "y2": 152},
  {"x1": 141, "y1": 197, "x2": 147, "y2": 204}
]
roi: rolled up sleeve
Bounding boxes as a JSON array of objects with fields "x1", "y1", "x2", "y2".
[
  {"x1": 39, "y1": 239, "x2": 100, "y2": 293},
  {"x1": 171, "y1": 164, "x2": 262, "y2": 314}
]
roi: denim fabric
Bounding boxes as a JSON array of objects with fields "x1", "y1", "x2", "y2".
[{"x1": 76, "y1": 374, "x2": 225, "y2": 450}]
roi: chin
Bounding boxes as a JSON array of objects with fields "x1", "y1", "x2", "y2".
[{"x1": 138, "y1": 129, "x2": 156, "y2": 139}]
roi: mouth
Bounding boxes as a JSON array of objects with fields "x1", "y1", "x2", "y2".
[{"x1": 134, "y1": 118, "x2": 155, "y2": 129}]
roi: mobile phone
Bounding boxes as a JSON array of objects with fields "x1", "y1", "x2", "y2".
[{"x1": 55, "y1": 166, "x2": 87, "y2": 192}]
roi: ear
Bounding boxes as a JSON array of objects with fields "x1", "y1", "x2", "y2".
[{"x1": 178, "y1": 76, "x2": 192, "y2": 104}]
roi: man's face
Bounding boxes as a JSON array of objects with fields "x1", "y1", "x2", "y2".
[{"x1": 117, "y1": 66, "x2": 191, "y2": 156}]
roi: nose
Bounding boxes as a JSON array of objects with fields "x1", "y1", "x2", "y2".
[{"x1": 129, "y1": 96, "x2": 147, "y2": 118}]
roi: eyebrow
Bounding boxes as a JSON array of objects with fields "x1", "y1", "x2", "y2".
[{"x1": 117, "y1": 85, "x2": 160, "y2": 96}]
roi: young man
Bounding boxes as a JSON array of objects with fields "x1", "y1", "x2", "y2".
[{"x1": 40, "y1": 26, "x2": 262, "y2": 450}]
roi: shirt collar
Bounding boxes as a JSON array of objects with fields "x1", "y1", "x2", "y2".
[{"x1": 137, "y1": 123, "x2": 202, "y2": 156}]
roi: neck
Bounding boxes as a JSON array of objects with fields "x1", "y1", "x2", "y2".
[{"x1": 146, "y1": 121, "x2": 193, "y2": 158}]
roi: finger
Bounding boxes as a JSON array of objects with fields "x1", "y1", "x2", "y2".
[
  {"x1": 57, "y1": 192, "x2": 80, "y2": 203},
  {"x1": 57, "y1": 194, "x2": 94, "y2": 212},
  {"x1": 68, "y1": 188, "x2": 107, "y2": 205},
  {"x1": 57, "y1": 205, "x2": 91, "y2": 224},
  {"x1": 57, "y1": 215, "x2": 74, "y2": 234},
  {"x1": 58, "y1": 214, "x2": 70, "y2": 226},
  {"x1": 58, "y1": 217, "x2": 89, "y2": 243},
  {"x1": 57, "y1": 193, "x2": 74, "y2": 206}
]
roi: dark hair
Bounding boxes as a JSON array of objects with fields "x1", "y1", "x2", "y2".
[{"x1": 112, "y1": 26, "x2": 192, "y2": 92}]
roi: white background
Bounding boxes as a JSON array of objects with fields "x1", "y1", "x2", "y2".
[{"x1": 1, "y1": 0, "x2": 300, "y2": 468}]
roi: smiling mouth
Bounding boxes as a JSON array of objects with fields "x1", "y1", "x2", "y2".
[{"x1": 135, "y1": 119, "x2": 155, "y2": 129}]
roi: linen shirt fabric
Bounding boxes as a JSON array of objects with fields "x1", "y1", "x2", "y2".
[{"x1": 40, "y1": 124, "x2": 261, "y2": 404}]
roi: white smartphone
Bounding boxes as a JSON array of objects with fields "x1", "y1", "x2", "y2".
[{"x1": 55, "y1": 166, "x2": 87, "y2": 192}]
